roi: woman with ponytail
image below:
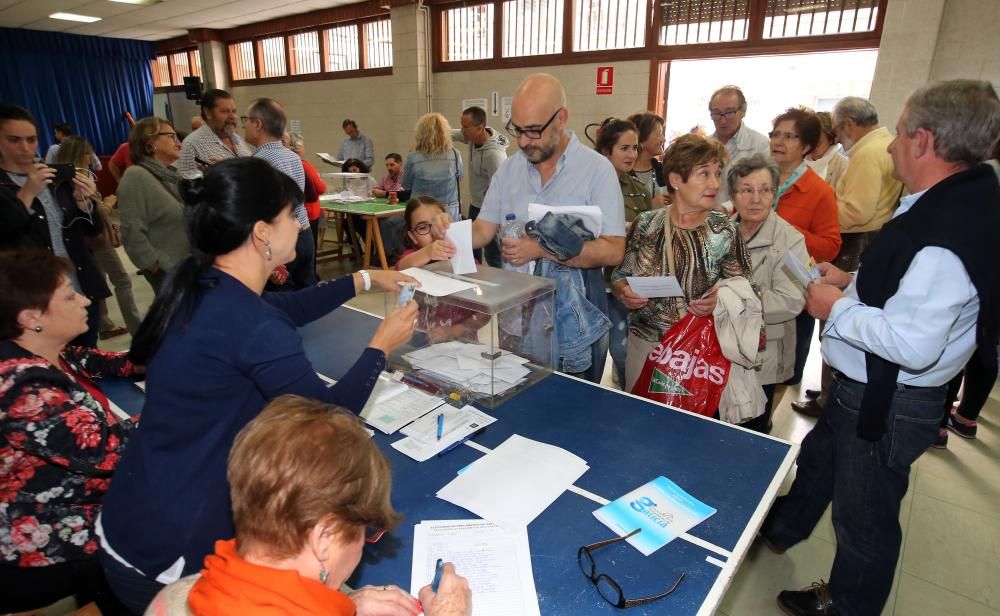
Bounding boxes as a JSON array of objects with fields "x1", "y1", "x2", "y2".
[{"x1": 97, "y1": 157, "x2": 418, "y2": 612}]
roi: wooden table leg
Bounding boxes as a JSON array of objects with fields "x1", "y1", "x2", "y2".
[{"x1": 372, "y1": 217, "x2": 389, "y2": 270}]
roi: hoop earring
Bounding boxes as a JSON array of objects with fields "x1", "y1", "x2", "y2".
[{"x1": 264, "y1": 241, "x2": 272, "y2": 262}]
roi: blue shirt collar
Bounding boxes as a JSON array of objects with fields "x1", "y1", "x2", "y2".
[{"x1": 894, "y1": 188, "x2": 928, "y2": 219}]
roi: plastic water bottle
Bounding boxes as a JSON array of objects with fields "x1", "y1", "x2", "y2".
[{"x1": 501, "y1": 213, "x2": 532, "y2": 273}]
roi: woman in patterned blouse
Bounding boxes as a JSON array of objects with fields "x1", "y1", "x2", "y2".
[
  {"x1": 0, "y1": 250, "x2": 137, "y2": 613},
  {"x1": 611, "y1": 134, "x2": 754, "y2": 390}
]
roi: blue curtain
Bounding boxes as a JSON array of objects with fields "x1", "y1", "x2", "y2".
[{"x1": 0, "y1": 27, "x2": 155, "y2": 156}]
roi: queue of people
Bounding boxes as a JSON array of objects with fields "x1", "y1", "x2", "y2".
[{"x1": 2, "y1": 75, "x2": 999, "y2": 616}]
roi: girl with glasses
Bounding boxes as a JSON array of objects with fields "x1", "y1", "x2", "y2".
[{"x1": 395, "y1": 196, "x2": 457, "y2": 270}]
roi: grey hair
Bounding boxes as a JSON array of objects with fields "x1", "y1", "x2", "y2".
[
  {"x1": 833, "y1": 96, "x2": 878, "y2": 127},
  {"x1": 247, "y1": 98, "x2": 287, "y2": 139},
  {"x1": 709, "y1": 85, "x2": 747, "y2": 111},
  {"x1": 903, "y1": 79, "x2": 1000, "y2": 166},
  {"x1": 287, "y1": 131, "x2": 304, "y2": 152},
  {"x1": 727, "y1": 153, "x2": 779, "y2": 197}
]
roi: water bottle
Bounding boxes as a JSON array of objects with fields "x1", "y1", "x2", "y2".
[{"x1": 501, "y1": 213, "x2": 532, "y2": 273}]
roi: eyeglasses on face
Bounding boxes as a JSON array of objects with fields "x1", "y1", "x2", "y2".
[
  {"x1": 156, "y1": 132, "x2": 179, "y2": 141},
  {"x1": 410, "y1": 221, "x2": 433, "y2": 235},
  {"x1": 364, "y1": 527, "x2": 386, "y2": 544},
  {"x1": 577, "y1": 528, "x2": 687, "y2": 609},
  {"x1": 769, "y1": 130, "x2": 800, "y2": 142},
  {"x1": 239, "y1": 115, "x2": 262, "y2": 125},
  {"x1": 709, "y1": 109, "x2": 740, "y2": 121},
  {"x1": 737, "y1": 186, "x2": 775, "y2": 198},
  {"x1": 506, "y1": 107, "x2": 562, "y2": 140}
]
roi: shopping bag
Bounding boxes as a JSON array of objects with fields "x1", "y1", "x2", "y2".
[{"x1": 630, "y1": 313, "x2": 731, "y2": 416}]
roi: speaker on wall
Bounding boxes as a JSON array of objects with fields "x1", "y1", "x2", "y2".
[{"x1": 183, "y1": 76, "x2": 202, "y2": 101}]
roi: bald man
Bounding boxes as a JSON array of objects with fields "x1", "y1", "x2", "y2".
[{"x1": 432, "y1": 73, "x2": 626, "y2": 383}]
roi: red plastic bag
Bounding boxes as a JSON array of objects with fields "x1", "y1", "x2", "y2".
[{"x1": 630, "y1": 313, "x2": 731, "y2": 416}]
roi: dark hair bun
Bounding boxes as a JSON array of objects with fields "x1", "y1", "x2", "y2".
[{"x1": 179, "y1": 177, "x2": 206, "y2": 206}]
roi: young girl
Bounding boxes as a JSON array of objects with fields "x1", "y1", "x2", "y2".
[{"x1": 395, "y1": 196, "x2": 457, "y2": 270}]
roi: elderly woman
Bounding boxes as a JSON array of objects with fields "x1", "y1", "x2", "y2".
[
  {"x1": 54, "y1": 135, "x2": 142, "y2": 337},
  {"x1": 145, "y1": 396, "x2": 472, "y2": 616},
  {"x1": 402, "y1": 113, "x2": 464, "y2": 221},
  {"x1": 99, "y1": 158, "x2": 420, "y2": 612},
  {"x1": 770, "y1": 107, "x2": 841, "y2": 386},
  {"x1": 118, "y1": 117, "x2": 190, "y2": 294},
  {"x1": 729, "y1": 154, "x2": 808, "y2": 432},
  {"x1": 807, "y1": 111, "x2": 847, "y2": 186},
  {"x1": 612, "y1": 134, "x2": 754, "y2": 390},
  {"x1": 0, "y1": 251, "x2": 137, "y2": 614}
]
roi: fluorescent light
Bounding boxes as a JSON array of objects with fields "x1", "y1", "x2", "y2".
[
  {"x1": 109, "y1": 0, "x2": 157, "y2": 4},
  {"x1": 49, "y1": 12, "x2": 102, "y2": 22}
]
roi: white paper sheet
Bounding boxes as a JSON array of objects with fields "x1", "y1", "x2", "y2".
[
  {"x1": 782, "y1": 251, "x2": 819, "y2": 288},
  {"x1": 392, "y1": 405, "x2": 497, "y2": 462},
  {"x1": 400, "y1": 267, "x2": 478, "y2": 297},
  {"x1": 361, "y1": 387, "x2": 445, "y2": 434},
  {"x1": 436, "y1": 434, "x2": 589, "y2": 528},
  {"x1": 445, "y1": 219, "x2": 477, "y2": 275},
  {"x1": 316, "y1": 152, "x2": 344, "y2": 166},
  {"x1": 626, "y1": 275, "x2": 685, "y2": 298},
  {"x1": 527, "y1": 203, "x2": 604, "y2": 238},
  {"x1": 410, "y1": 520, "x2": 540, "y2": 616}
]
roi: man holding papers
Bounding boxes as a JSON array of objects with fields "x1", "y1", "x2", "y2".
[{"x1": 431, "y1": 73, "x2": 626, "y2": 383}]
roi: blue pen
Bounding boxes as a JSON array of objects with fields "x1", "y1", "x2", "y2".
[
  {"x1": 431, "y1": 558, "x2": 444, "y2": 592},
  {"x1": 436, "y1": 413, "x2": 444, "y2": 441},
  {"x1": 437, "y1": 427, "x2": 487, "y2": 458}
]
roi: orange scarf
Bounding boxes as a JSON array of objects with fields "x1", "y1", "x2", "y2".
[{"x1": 188, "y1": 540, "x2": 356, "y2": 615}]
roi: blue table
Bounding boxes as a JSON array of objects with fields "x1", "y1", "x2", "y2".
[{"x1": 104, "y1": 305, "x2": 797, "y2": 616}]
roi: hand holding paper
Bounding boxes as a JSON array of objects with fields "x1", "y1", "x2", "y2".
[
  {"x1": 444, "y1": 219, "x2": 477, "y2": 275},
  {"x1": 626, "y1": 276, "x2": 685, "y2": 298}
]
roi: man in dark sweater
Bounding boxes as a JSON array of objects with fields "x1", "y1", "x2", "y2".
[{"x1": 760, "y1": 80, "x2": 1000, "y2": 616}]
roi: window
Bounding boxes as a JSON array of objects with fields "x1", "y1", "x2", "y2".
[
  {"x1": 325, "y1": 24, "x2": 360, "y2": 71},
  {"x1": 659, "y1": 0, "x2": 750, "y2": 45},
  {"x1": 573, "y1": 0, "x2": 644, "y2": 51},
  {"x1": 445, "y1": 4, "x2": 494, "y2": 61},
  {"x1": 763, "y1": 0, "x2": 879, "y2": 38},
  {"x1": 289, "y1": 31, "x2": 321, "y2": 75},
  {"x1": 257, "y1": 36, "x2": 287, "y2": 78},
  {"x1": 170, "y1": 51, "x2": 191, "y2": 81},
  {"x1": 190, "y1": 49, "x2": 202, "y2": 78},
  {"x1": 364, "y1": 19, "x2": 393, "y2": 69},
  {"x1": 229, "y1": 41, "x2": 257, "y2": 81},
  {"x1": 151, "y1": 56, "x2": 171, "y2": 88},
  {"x1": 503, "y1": 0, "x2": 563, "y2": 57}
]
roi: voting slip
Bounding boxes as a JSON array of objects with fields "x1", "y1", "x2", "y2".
[
  {"x1": 626, "y1": 275, "x2": 685, "y2": 298},
  {"x1": 403, "y1": 342, "x2": 531, "y2": 396},
  {"x1": 411, "y1": 520, "x2": 540, "y2": 616},
  {"x1": 400, "y1": 267, "x2": 478, "y2": 297},
  {"x1": 444, "y1": 219, "x2": 477, "y2": 275},
  {"x1": 782, "y1": 251, "x2": 820, "y2": 289},
  {"x1": 436, "y1": 434, "x2": 589, "y2": 529},
  {"x1": 391, "y1": 405, "x2": 496, "y2": 462},
  {"x1": 359, "y1": 372, "x2": 445, "y2": 434},
  {"x1": 593, "y1": 476, "x2": 716, "y2": 556}
]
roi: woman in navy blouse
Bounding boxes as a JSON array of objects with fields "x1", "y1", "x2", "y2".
[{"x1": 97, "y1": 158, "x2": 418, "y2": 612}]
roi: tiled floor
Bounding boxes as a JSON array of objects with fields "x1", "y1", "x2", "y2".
[{"x1": 76, "y1": 247, "x2": 1000, "y2": 616}]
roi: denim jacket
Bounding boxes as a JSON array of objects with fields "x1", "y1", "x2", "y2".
[{"x1": 526, "y1": 213, "x2": 612, "y2": 373}]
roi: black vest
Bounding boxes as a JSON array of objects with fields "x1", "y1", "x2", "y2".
[{"x1": 853, "y1": 163, "x2": 1000, "y2": 440}]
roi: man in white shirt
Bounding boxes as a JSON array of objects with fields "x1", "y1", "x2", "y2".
[
  {"x1": 761, "y1": 79, "x2": 1000, "y2": 616},
  {"x1": 708, "y1": 85, "x2": 770, "y2": 204}
]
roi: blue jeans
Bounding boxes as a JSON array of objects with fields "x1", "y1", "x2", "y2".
[
  {"x1": 788, "y1": 311, "x2": 815, "y2": 384},
  {"x1": 762, "y1": 374, "x2": 945, "y2": 616},
  {"x1": 608, "y1": 292, "x2": 628, "y2": 385}
]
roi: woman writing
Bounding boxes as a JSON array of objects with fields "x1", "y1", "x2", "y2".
[
  {"x1": 729, "y1": 154, "x2": 808, "y2": 432},
  {"x1": 99, "y1": 158, "x2": 418, "y2": 612},
  {"x1": 147, "y1": 396, "x2": 471, "y2": 616},
  {"x1": 118, "y1": 117, "x2": 190, "y2": 293},
  {"x1": 402, "y1": 113, "x2": 464, "y2": 221},
  {"x1": 612, "y1": 134, "x2": 754, "y2": 390},
  {"x1": 0, "y1": 251, "x2": 137, "y2": 614}
]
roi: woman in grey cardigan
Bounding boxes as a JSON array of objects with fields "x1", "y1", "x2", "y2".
[{"x1": 118, "y1": 117, "x2": 190, "y2": 293}]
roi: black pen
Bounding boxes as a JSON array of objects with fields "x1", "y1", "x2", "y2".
[{"x1": 436, "y1": 427, "x2": 487, "y2": 457}]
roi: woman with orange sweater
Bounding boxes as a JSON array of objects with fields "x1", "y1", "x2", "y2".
[{"x1": 770, "y1": 107, "x2": 841, "y2": 385}]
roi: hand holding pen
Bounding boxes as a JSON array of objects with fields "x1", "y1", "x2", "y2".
[{"x1": 418, "y1": 561, "x2": 472, "y2": 616}]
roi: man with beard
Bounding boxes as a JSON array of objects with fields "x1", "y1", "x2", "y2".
[
  {"x1": 176, "y1": 89, "x2": 254, "y2": 179},
  {"x1": 430, "y1": 73, "x2": 625, "y2": 383}
]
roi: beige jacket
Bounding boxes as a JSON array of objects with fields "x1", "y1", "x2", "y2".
[
  {"x1": 835, "y1": 127, "x2": 904, "y2": 233},
  {"x1": 713, "y1": 277, "x2": 765, "y2": 424},
  {"x1": 745, "y1": 214, "x2": 808, "y2": 385}
]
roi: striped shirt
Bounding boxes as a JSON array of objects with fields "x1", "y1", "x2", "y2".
[
  {"x1": 252, "y1": 141, "x2": 308, "y2": 227},
  {"x1": 176, "y1": 125, "x2": 254, "y2": 179}
]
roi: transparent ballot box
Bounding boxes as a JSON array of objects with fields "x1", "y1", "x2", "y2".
[
  {"x1": 385, "y1": 261, "x2": 555, "y2": 408},
  {"x1": 319, "y1": 172, "x2": 375, "y2": 201}
]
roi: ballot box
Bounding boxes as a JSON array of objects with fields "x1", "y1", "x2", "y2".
[{"x1": 385, "y1": 261, "x2": 555, "y2": 408}]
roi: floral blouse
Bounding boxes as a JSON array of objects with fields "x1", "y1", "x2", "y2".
[
  {"x1": 1, "y1": 341, "x2": 137, "y2": 568},
  {"x1": 612, "y1": 209, "x2": 754, "y2": 342}
]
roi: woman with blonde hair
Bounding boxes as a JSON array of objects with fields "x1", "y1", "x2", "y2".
[{"x1": 402, "y1": 113, "x2": 464, "y2": 220}]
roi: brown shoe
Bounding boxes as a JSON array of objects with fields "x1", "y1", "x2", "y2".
[
  {"x1": 99, "y1": 326, "x2": 129, "y2": 340},
  {"x1": 792, "y1": 399, "x2": 824, "y2": 418}
]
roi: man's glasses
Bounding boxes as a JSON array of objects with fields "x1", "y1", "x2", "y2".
[
  {"x1": 506, "y1": 107, "x2": 562, "y2": 140},
  {"x1": 411, "y1": 222, "x2": 433, "y2": 235},
  {"x1": 709, "y1": 109, "x2": 740, "y2": 121},
  {"x1": 737, "y1": 186, "x2": 775, "y2": 198},
  {"x1": 769, "y1": 130, "x2": 800, "y2": 142},
  {"x1": 239, "y1": 115, "x2": 262, "y2": 125},
  {"x1": 578, "y1": 529, "x2": 686, "y2": 609}
]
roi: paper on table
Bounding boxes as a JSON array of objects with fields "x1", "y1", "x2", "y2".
[
  {"x1": 444, "y1": 219, "x2": 477, "y2": 275},
  {"x1": 392, "y1": 405, "x2": 496, "y2": 462},
  {"x1": 400, "y1": 267, "x2": 477, "y2": 297},
  {"x1": 360, "y1": 381, "x2": 445, "y2": 435},
  {"x1": 626, "y1": 275, "x2": 685, "y2": 298},
  {"x1": 410, "y1": 520, "x2": 540, "y2": 616},
  {"x1": 527, "y1": 203, "x2": 603, "y2": 238},
  {"x1": 436, "y1": 434, "x2": 589, "y2": 529},
  {"x1": 782, "y1": 251, "x2": 820, "y2": 288}
]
